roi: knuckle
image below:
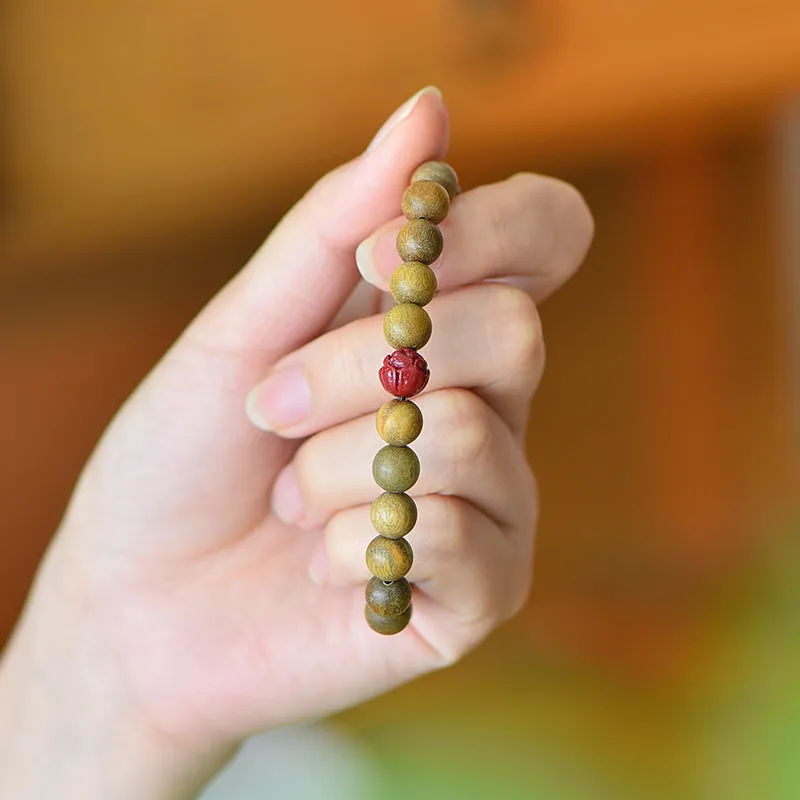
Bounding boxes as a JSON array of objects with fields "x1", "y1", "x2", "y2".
[
  {"x1": 505, "y1": 557, "x2": 534, "y2": 620},
  {"x1": 483, "y1": 186, "x2": 514, "y2": 271},
  {"x1": 333, "y1": 326, "x2": 371, "y2": 390},
  {"x1": 426, "y1": 495, "x2": 473, "y2": 555},
  {"x1": 510, "y1": 173, "x2": 594, "y2": 280},
  {"x1": 439, "y1": 389, "x2": 495, "y2": 467},
  {"x1": 505, "y1": 478, "x2": 538, "y2": 619},
  {"x1": 427, "y1": 500, "x2": 499, "y2": 622},
  {"x1": 486, "y1": 173, "x2": 552, "y2": 270},
  {"x1": 514, "y1": 465, "x2": 539, "y2": 533},
  {"x1": 548, "y1": 178, "x2": 595, "y2": 278},
  {"x1": 487, "y1": 284, "x2": 545, "y2": 378}
]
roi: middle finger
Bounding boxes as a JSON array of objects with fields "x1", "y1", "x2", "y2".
[{"x1": 247, "y1": 282, "x2": 544, "y2": 442}]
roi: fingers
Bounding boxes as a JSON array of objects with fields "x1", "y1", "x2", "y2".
[
  {"x1": 355, "y1": 173, "x2": 594, "y2": 303},
  {"x1": 271, "y1": 389, "x2": 534, "y2": 533},
  {"x1": 185, "y1": 86, "x2": 449, "y2": 365},
  {"x1": 318, "y1": 494, "x2": 534, "y2": 626},
  {"x1": 74, "y1": 89, "x2": 451, "y2": 560},
  {"x1": 247, "y1": 282, "x2": 544, "y2": 441}
]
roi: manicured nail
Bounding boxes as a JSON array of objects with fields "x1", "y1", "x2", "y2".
[
  {"x1": 366, "y1": 86, "x2": 442, "y2": 153},
  {"x1": 308, "y1": 545, "x2": 330, "y2": 585},
  {"x1": 271, "y1": 465, "x2": 304, "y2": 525},
  {"x1": 245, "y1": 366, "x2": 310, "y2": 432}
]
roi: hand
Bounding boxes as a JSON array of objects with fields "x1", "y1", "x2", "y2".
[{"x1": 0, "y1": 88, "x2": 593, "y2": 797}]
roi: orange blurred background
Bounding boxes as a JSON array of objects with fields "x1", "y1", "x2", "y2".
[{"x1": 2, "y1": 1, "x2": 799, "y2": 797}]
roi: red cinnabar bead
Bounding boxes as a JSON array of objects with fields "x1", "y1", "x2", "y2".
[{"x1": 379, "y1": 348, "x2": 430, "y2": 398}]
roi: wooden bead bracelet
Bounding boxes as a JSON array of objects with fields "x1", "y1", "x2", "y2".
[{"x1": 365, "y1": 160, "x2": 460, "y2": 635}]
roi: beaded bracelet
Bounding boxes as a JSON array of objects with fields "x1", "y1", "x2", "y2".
[{"x1": 364, "y1": 161, "x2": 460, "y2": 635}]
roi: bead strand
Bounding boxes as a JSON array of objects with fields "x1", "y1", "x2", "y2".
[{"x1": 365, "y1": 160, "x2": 459, "y2": 635}]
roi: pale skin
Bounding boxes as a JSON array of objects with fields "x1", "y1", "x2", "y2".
[{"x1": 0, "y1": 88, "x2": 593, "y2": 798}]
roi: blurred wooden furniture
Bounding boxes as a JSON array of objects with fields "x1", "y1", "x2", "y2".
[{"x1": 4, "y1": 0, "x2": 800, "y2": 271}]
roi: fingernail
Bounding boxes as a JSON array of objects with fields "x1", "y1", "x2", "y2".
[
  {"x1": 245, "y1": 366, "x2": 310, "y2": 432},
  {"x1": 366, "y1": 86, "x2": 442, "y2": 153},
  {"x1": 356, "y1": 225, "x2": 403, "y2": 286},
  {"x1": 271, "y1": 465, "x2": 304, "y2": 525},
  {"x1": 308, "y1": 544, "x2": 330, "y2": 585},
  {"x1": 355, "y1": 234, "x2": 381, "y2": 285}
]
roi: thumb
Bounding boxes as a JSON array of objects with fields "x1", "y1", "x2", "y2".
[
  {"x1": 185, "y1": 86, "x2": 449, "y2": 367},
  {"x1": 66, "y1": 87, "x2": 450, "y2": 559}
]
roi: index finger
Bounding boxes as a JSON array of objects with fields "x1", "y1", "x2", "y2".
[{"x1": 355, "y1": 173, "x2": 594, "y2": 304}]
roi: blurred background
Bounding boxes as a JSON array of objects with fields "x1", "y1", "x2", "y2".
[{"x1": 2, "y1": 1, "x2": 799, "y2": 797}]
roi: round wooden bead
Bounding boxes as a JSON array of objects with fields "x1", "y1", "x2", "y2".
[
  {"x1": 390, "y1": 261, "x2": 437, "y2": 306},
  {"x1": 376, "y1": 399, "x2": 423, "y2": 445},
  {"x1": 402, "y1": 181, "x2": 450, "y2": 224},
  {"x1": 366, "y1": 535, "x2": 414, "y2": 580},
  {"x1": 370, "y1": 492, "x2": 417, "y2": 538},
  {"x1": 365, "y1": 576, "x2": 412, "y2": 617},
  {"x1": 396, "y1": 219, "x2": 443, "y2": 264},
  {"x1": 372, "y1": 445, "x2": 420, "y2": 493},
  {"x1": 411, "y1": 161, "x2": 460, "y2": 200},
  {"x1": 383, "y1": 303, "x2": 432, "y2": 350},
  {"x1": 365, "y1": 603, "x2": 412, "y2": 635}
]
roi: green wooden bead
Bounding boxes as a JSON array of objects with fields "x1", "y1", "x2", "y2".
[
  {"x1": 366, "y1": 535, "x2": 414, "y2": 580},
  {"x1": 411, "y1": 161, "x2": 460, "y2": 200},
  {"x1": 402, "y1": 181, "x2": 450, "y2": 224},
  {"x1": 370, "y1": 492, "x2": 417, "y2": 538},
  {"x1": 372, "y1": 445, "x2": 420, "y2": 493},
  {"x1": 376, "y1": 399, "x2": 423, "y2": 445},
  {"x1": 365, "y1": 603, "x2": 412, "y2": 635},
  {"x1": 396, "y1": 219, "x2": 443, "y2": 264},
  {"x1": 390, "y1": 262, "x2": 437, "y2": 306},
  {"x1": 365, "y1": 576, "x2": 412, "y2": 617},
  {"x1": 383, "y1": 303, "x2": 432, "y2": 350}
]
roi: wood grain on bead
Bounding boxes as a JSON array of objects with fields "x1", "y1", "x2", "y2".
[
  {"x1": 402, "y1": 181, "x2": 450, "y2": 224},
  {"x1": 396, "y1": 219, "x2": 443, "y2": 264},
  {"x1": 411, "y1": 161, "x2": 460, "y2": 200},
  {"x1": 390, "y1": 262, "x2": 437, "y2": 306},
  {"x1": 364, "y1": 604, "x2": 412, "y2": 635},
  {"x1": 365, "y1": 576, "x2": 412, "y2": 617},
  {"x1": 372, "y1": 445, "x2": 420, "y2": 493},
  {"x1": 366, "y1": 535, "x2": 414, "y2": 580},
  {"x1": 365, "y1": 160, "x2": 458, "y2": 635},
  {"x1": 376, "y1": 399, "x2": 423, "y2": 445},
  {"x1": 383, "y1": 303, "x2": 432, "y2": 350},
  {"x1": 370, "y1": 492, "x2": 418, "y2": 538}
]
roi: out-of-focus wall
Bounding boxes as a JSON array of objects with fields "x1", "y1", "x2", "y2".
[{"x1": 2, "y1": 2, "x2": 799, "y2": 797}]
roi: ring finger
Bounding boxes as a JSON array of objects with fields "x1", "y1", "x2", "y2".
[{"x1": 271, "y1": 388, "x2": 535, "y2": 534}]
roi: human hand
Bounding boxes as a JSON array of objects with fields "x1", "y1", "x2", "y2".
[{"x1": 0, "y1": 87, "x2": 593, "y2": 798}]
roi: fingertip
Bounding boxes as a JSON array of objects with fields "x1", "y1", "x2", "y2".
[
  {"x1": 245, "y1": 385, "x2": 273, "y2": 431},
  {"x1": 271, "y1": 464, "x2": 305, "y2": 525},
  {"x1": 355, "y1": 235, "x2": 382, "y2": 286},
  {"x1": 365, "y1": 86, "x2": 444, "y2": 155},
  {"x1": 245, "y1": 366, "x2": 311, "y2": 435},
  {"x1": 359, "y1": 87, "x2": 450, "y2": 184},
  {"x1": 356, "y1": 219, "x2": 406, "y2": 289}
]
